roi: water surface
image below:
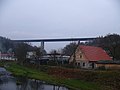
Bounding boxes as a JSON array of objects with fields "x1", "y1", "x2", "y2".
[{"x1": 0, "y1": 76, "x2": 69, "y2": 90}]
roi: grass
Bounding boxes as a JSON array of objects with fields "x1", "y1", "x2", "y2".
[
  {"x1": 63, "y1": 79, "x2": 101, "y2": 90},
  {"x1": 2, "y1": 62, "x2": 102, "y2": 90}
]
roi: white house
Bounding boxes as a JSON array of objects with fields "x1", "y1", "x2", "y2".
[{"x1": 0, "y1": 52, "x2": 16, "y2": 60}]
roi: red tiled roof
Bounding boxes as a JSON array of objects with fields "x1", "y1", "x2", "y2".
[
  {"x1": 0, "y1": 54, "x2": 14, "y2": 56},
  {"x1": 79, "y1": 45, "x2": 112, "y2": 61}
]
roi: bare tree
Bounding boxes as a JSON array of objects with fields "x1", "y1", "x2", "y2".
[
  {"x1": 14, "y1": 43, "x2": 29, "y2": 65},
  {"x1": 62, "y1": 42, "x2": 77, "y2": 56},
  {"x1": 86, "y1": 34, "x2": 120, "y2": 60}
]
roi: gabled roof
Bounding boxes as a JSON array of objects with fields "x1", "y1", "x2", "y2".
[{"x1": 79, "y1": 45, "x2": 112, "y2": 61}]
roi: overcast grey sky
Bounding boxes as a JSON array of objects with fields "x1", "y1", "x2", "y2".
[{"x1": 0, "y1": 0, "x2": 120, "y2": 51}]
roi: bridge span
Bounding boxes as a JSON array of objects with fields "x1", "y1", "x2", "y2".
[
  {"x1": 12, "y1": 37, "x2": 97, "y2": 51},
  {"x1": 12, "y1": 37, "x2": 96, "y2": 42}
]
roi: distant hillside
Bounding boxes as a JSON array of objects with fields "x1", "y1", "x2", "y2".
[
  {"x1": 0, "y1": 36, "x2": 38, "y2": 54},
  {"x1": 0, "y1": 36, "x2": 13, "y2": 53}
]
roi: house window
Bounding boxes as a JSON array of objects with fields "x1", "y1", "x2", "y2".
[
  {"x1": 80, "y1": 54, "x2": 82, "y2": 58},
  {"x1": 78, "y1": 63, "x2": 80, "y2": 66},
  {"x1": 83, "y1": 63, "x2": 85, "y2": 66},
  {"x1": 75, "y1": 62, "x2": 77, "y2": 66},
  {"x1": 91, "y1": 63, "x2": 95, "y2": 69}
]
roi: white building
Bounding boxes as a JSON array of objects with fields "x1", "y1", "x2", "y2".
[{"x1": 0, "y1": 52, "x2": 16, "y2": 61}]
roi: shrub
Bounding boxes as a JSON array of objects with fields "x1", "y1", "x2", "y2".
[
  {"x1": 97, "y1": 66, "x2": 106, "y2": 70},
  {"x1": 47, "y1": 60, "x2": 58, "y2": 66}
]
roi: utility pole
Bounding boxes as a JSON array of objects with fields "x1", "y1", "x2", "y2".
[
  {"x1": 73, "y1": 40, "x2": 80, "y2": 66},
  {"x1": 0, "y1": 51, "x2": 1, "y2": 60}
]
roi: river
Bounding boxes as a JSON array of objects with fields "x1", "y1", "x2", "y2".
[{"x1": 0, "y1": 67, "x2": 69, "y2": 90}]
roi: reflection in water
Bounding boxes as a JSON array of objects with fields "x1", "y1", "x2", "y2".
[{"x1": 0, "y1": 76, "x2": 69, "y2": 90}]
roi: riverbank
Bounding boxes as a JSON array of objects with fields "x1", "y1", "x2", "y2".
[
  {"x1": 1, "y1": 62, "x2": 102, "y2": 90},
  {"x1": 1, "y1": 61, "x2": 119, "y2": 90}
]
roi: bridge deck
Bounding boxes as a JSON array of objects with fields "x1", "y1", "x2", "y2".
[{"x1": 12, "y1": 37, "x2": 97, "y2": 42}]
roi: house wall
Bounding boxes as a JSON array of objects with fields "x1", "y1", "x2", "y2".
[
  {"x1": 0, "y1": 56, "x2": 16, "y2": 60},
  {"x1": 75, "y1": 60, "x2": 90, "y2": 68},
  {"x1": 69, "y1": 47, "x2": 87, "y2": 63},
  {"x1": 96, "y1": 64, "x2": 120, "y2": 69},
  {"x1": 69, "y1": 47, "x2": 92, "y2": 68}
]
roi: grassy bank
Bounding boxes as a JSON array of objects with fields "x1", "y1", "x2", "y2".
[{"x1": 2, "y1": 63, "x2": 102, "y2": 90}]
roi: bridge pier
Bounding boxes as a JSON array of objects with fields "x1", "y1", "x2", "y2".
[{"x1": 41, "y1": 41, "x2": 44, "y2": 52}]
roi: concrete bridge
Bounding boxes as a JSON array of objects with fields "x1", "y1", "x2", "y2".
[{"x1": 12, "y1": 37, "x2": 97, "y2": 51}]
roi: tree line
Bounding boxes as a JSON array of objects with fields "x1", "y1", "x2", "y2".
[{"x1": 0, "y1": 33, "x2": 120, "y2": 65}]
